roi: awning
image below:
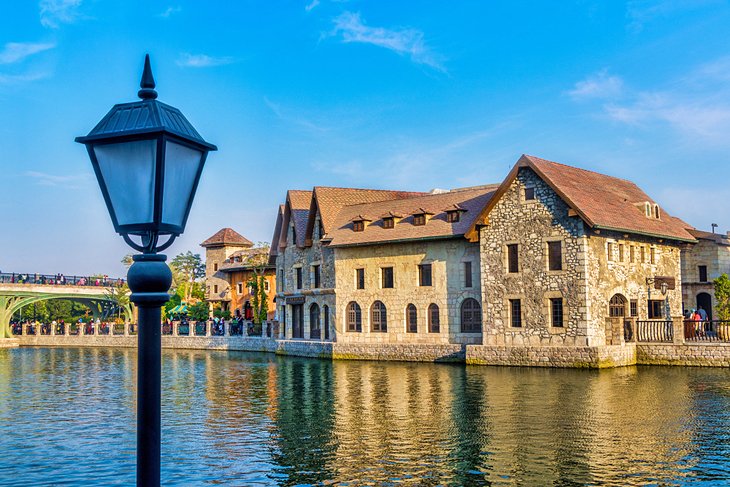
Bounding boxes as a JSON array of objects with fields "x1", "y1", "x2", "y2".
[{"x1": 170, "y1": 304, "x2": 188, "y2": 314}]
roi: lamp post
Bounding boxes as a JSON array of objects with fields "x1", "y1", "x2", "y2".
[{"x1": 76, "y1": 54, "x2": 216, "y2": 487}]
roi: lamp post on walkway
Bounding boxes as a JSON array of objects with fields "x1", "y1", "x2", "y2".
[{"x1": 76, "y1": 54, "x2": 216, "y2": 486}]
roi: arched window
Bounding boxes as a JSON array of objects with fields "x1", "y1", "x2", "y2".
[
  {"x1": 371, "y1": 301, "x2": 387, "y2": 332},
  {"x1": 323, "y1": 305, "x2": 330, "y2": 340},
  {"x1": 346, "y1": 302, "x2": 362, "y2": 332},
  {"x1": 460, "y1": 298, "x2": 481, "y2": 333},
  {"x1": 654, "y1": 204, "x2": 660, "y2": 219},
  {"x1": 609, "y1": 294, "x2": 627, "y2": 318},
  {"x1": 310, "y1": 303, "x2": 321, "y2": 339},
  {"x1": 428, "y1": 304, "x2": 440, "y2": 333},
  {"x1": 406, "y1": 304, "x2": 418, "y2": 333}
]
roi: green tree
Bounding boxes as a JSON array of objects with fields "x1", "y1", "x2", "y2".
[
  {"x1": 105, "y1": 283, "x2": 132, "y2": 323},
  {"x1": 121, "y1": 254, "x2": 134, "y2": 269},
  {"x1": 188, "y1": 301, "x2": 210, "y2": 322},
  {"x1": 715, "y1": 273, "x2": 730, "y2": 321},
  {"x1": 246, "y1": 243, "x2": 270, "y2": 324},
  {"x1": 170, "y1": 251, "x2": 206, "y2": 304}
]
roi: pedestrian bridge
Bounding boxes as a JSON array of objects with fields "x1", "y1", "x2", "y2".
[{"x1": 0, "y1": 273, "x2": 131, "y2": 339}]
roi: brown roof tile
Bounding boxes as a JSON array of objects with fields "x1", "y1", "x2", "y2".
[
  {"x1": 327, "y1": 185, "x2": 499, "y2": 247},
  {"x1": 200, "y1": 228, "x2": 253, "y2": 248},
  {"x1": 288, "y1": 190, "x2": 313, "y2": 248},
  {"x1": 466, "y1": 155, "x2": 696, "y2": 242}
]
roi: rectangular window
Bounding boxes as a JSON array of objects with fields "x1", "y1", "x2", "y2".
[
  {"x1": 648, "y1": 300, "x2": 665, "y2": 319},
  {"x1": 446, "y1": 211, "x2": 460, "y2": 223},
  {"x1": 547, "y1": 241, "x2": 562, "y2": 271},
  {"x1": 312, "y1": 265, "x2": 321, "y2": 289},
  {"x1": 607, "y1": 242, "x2": 614, "y2": 262},
  {"x1": 213, "y1": 285, "x2": 218, "y2": 294},
  {"x1": 413, "y1": 214, "x2": 426, "y2": 226},
  {"x1": 383, "y1": 217, "x2": 394, "y2": 229},
  {"x1": 507, "y1": 244, "x2": 519, "y2": 273},
  {"x1": 630, "y1": 299, "x2": 638, "y2": 317},
  {"x1": 213, "y1": 263, "x2": 218, "y2": 272},
  {"x1": 510, "y1": 299, "x2": 522, "y2": 328},
  {"x1": 550, "y1": 298, "x2": 564, "y2": 327},
  {"x1": 264, "y1": 280, "x2": 270, "y2": 292},
  {"x1": 318, "y1": 219, "x2": 324, "y2": 239},
  {"x1": 353, "y1": 221, "x2": 364, "y2": 232},
  {"x1": 355, "y1": 268, "x2": 365, "y2": 289},
  {"x1": 699, "y1": 265, "x2": 708, "y2": 282},
  {"x1": 524, "y1": 187, "x2": 535, "y2": 200},
  {"x1": 641, "y1": 247, "x2": 646, "y2": 263},
  {"x1": 650, "y1": 247, "x2": 656, "y2": 264},
  {"x1": 618, "y1": 244, "x2": 624, "y2": 262},
  {"x1": 237, "y1": 282, "x2": 243, "y2": 294},
  {"x1": 464, "y1": 262, "x2": 473, "y2": 288},
  {"x1": 381, "y1": 267, "x2": 394, "y2": 288},
  {"x1": 418, "y1": 264, "x2": 432, "y2": 287},
  {"x1": 630, "y1": 246, "x2": 635, "y2": 263},
  {"x1": 296, "y1": 268, "x2": 302, "y2": 289},
  {"x1": 279, "y1": 269, "x2": 284, "y2": 289}
]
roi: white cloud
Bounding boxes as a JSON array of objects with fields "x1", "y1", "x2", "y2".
[
  {"x1": 0, "y1": 42, "x2": 55, "y2": 64},
  {"x1": 159, "y1": 6, "x2": 181, "y2": 18},
  {"x1": 329, "y1": 11, "x2": 446, "y2": 72},
  {"x1": 264, "y1": 97, "x2": 328, "y2": 132},
  {"x1": 25, "y1": 171, "x2": 92, "y2": 189},
  {"x1": 305, "y1": 0, "x2": 320, "y2": 12},
  {"x1": 40, "y1": 0, "x2": 83, "y2": 28},
  {"x1": 626, "y1": 0, "x2": 721, "y2": 32},
  {"x1": 0, "y1": 71, "x2": 51, "y2": 85},
  {"x1": 567, "y1": 69, "x2": 623, "y2": 100},
  {"x1": 176, "y1": 53, "x2": 235, "y2": 68}
]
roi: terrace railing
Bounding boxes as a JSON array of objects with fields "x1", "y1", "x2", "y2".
[
  {"x1": 684, "y1": 320, "x2": 730, "y2": 343},
  {"x1": 636, "y1": 320, "x2": 674, "y2": 343}
]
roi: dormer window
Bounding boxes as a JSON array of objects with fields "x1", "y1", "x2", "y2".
[
  {"x1": 645, "y1": 202, "x2": 651, "y2": 218},
  {"x1": 411, "y1": 208, "x2": 433, "y2": 226},
  {"x1": 446, "y1": 211, "x2": 460, "y2": 223},
  {"x1": 383, "y1": 217, "x2": 394, "y2": 229},
  {"x1": 653, "y1": 204, "x2": 660, "y2": 219},
  {"x1": 351, "y1": 214, "x2": 371, "y2": 232}
]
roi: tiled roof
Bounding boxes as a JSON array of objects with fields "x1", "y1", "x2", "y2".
[
  {"x1": 688, "y1": 229, "x2": 730, "y2": 246},
  {"x1": 219, "y1": 247, "x2": 272, "y2": 271},
  {"x1": 200, "y1": 228, "x2": 253, "y2": 248},
  {"x1": 327, "y1": 185, "x2": 499, "y2": 247},
  {"x1": 466, "y1": 155, "x2": 696, "y2": 242},
  {"x1": 288, "y1": 190, "x2": 313, "y2": 248},
  {"x1": 309, "y1": 187, "x2": 428, "y2": 239}
]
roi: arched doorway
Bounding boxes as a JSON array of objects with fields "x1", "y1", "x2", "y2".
[{"x1": 697, "y1": 293, "x2": 713, "y2": 321}]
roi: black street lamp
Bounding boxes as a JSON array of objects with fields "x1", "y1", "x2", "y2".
[{"x1": 76, "y1": 54, "x2": 216, "y2": 487}]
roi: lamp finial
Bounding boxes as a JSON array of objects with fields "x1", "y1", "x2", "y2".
[{"x1": 138, "y1": 54, "x2": 158, "y2": 100}]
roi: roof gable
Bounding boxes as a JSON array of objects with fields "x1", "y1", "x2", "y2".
[
  {"x1": 200, "y1": 228, "x2": 253, "y2": 248},
  {"x1": 466, "y1": 155, "x2": 696, "y2": 243}
]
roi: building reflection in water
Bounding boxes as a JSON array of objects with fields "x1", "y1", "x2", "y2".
[{"x1": 3, "y1": 348, "x2": 730, "y2": 486}]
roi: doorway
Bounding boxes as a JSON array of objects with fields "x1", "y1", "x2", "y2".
[
  {"x1": 697, "y1": 293, "x2": 713, "y2": 321},
  {"x1": 292, "y1": 304, "x2": 304, "y2": 338}
]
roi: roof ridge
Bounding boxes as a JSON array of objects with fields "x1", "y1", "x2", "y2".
[{"x1": 524, "y1": 154, "x2": 639, "y2": 187}]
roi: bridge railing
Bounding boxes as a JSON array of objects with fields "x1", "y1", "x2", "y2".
[{"x1": 0, "y1": 272, "x2": 125, "y2": 287}]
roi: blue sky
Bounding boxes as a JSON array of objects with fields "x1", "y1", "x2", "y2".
[{"x1": 1, "y1": 0, "x2": 729, "y2": 276}]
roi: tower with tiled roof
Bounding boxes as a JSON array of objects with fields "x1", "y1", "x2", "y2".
[{"x1": 200, "y1": 228, "x2": 253, "y2": 311}]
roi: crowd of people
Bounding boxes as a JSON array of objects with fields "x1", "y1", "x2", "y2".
[
  {"x1": 0, "y1": 272, "x2": 124, "y2": 287},
  {"x1": 10, "y1": 318, "x2": 130, "y2": 335}
]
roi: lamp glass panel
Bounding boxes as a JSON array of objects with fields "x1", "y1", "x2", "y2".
[
  {"x1": 161, "y1": 141, "x2": 203, "y2": 228},
  {"x1": 94, "y1": 139, "x2": 157, "y2": 227}
]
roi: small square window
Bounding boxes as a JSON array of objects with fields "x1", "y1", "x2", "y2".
[
  {"x1": 353, "y1": 221, "x2": 364, "y2": 232},
  {"x1": 383, "y1": 217, "x2": 394, "y2": 229},
  {"x1": 413, "y1": 214, "x2": 426, "y2": 226},
  {"x1": 524, "y1": 187, "x2": 535, "y2": 200},
  {"x1": 446, "y1": 211, "x2": 460, "y2": 223}
]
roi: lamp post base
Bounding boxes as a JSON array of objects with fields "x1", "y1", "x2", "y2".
[{"x1": 127, "y1": 253, "x2": 172, "y2": 487}]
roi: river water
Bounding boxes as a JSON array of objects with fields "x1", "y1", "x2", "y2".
[{"x1": 1, "y1": 347, "x2": 729, "y2": 486}]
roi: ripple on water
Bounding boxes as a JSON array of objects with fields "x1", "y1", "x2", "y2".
[{"x1": 2, "y1": 349, "x2": 730, "y2": 486}]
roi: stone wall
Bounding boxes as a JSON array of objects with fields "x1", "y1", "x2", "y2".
[
  {"x1": 0, "y1": 338, "x2": 19, "y2": 348},
  {"x1": 585, "y1": 230, "x2": 683, "y2": 345},
  {"x1": 17, "y1": 335, "x2": 279, "y2": 353},
  {"x1": 466, "y1": 344, "x2": 636, "y2": 368},
  {"x1": 637, "y1": 343, "x2": 730, "y2": 366},
  {"x1": 276, "y1": 212, "x2": 337, "y2": 340},
  {"x1": 204, "y1": 245, "x2": 247, "y2": 306},
  {"x1": 681, "y1": 237, "x2": 730, "y2": 319},
  {"x1": 333, "y1": 239, "x2": 481, "y2": 345},
  {"x1": 479, "y1": 167, "x2": 591, "y2": 346}
]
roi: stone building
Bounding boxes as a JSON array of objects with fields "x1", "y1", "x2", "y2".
[
  {"x1": 201, "y1": 228, "x2": 275, "y2": 317},
  {"x1": 271, "y1": 185, "x2": 495, "y2": 344},
  {"x1": 681, "y1": 229, "x2": 730, "y2": 320},
  {"x1": 465, "y1": 155, "x2": 696, "y2": 365}
]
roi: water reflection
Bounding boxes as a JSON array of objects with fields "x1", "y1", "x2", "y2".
[{"x1": 1, "y1": 348, "x2": 730, "y2": 486}]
